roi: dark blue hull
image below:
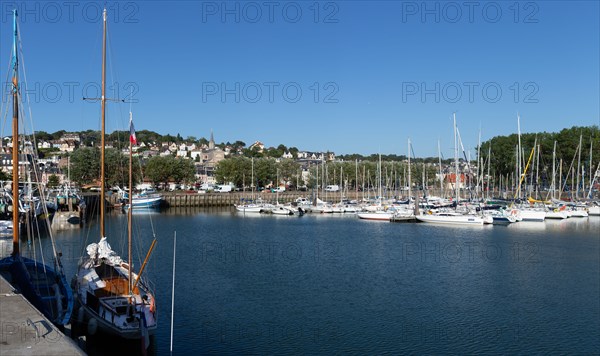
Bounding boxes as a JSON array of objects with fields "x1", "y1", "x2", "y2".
[{"x1": 0, "y1": 255, "x2": 73, "y2": 326}]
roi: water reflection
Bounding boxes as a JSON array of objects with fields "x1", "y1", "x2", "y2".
[{"x1": 3, "y1": 207, "x2": 599, "y2": 355}]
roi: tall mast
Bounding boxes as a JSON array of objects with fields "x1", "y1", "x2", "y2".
[
  {"x1": 11, "y1": 9, "x2": 20, "y2": 256},
  {"x1": 486, "y1": 145, "x2": 491, "y2": 200},
  {"x1": 378, "y1": 153, "x2": 382, "y2": 201},
  {"x1": 437, "y1": 139, "x2": 443, "y2": 197},
  {"x1": 517, "y1": 113, "x2": 522, "y2": 197},
  {"x1": 100, "y1": 8, "x2": 107, "y2": 238},
  {"x1": 128, "y1": 112, "x2": 133, "y2": 295},
  {"x1": 476, "y1": 128, "x2": 481, "y2": 200},
  {"x1": 576, "y1": 134, "x2": 582, "y2": 199},
  {"x1": 552, "y1": 141, "x2": 556, "y2": 200},
  {"x1": 453, "y1": 113, "x2": 459, "y2": 203},
  {"x1": 559, "y1": 159, "x2": 563, "y2": 199},
  {"x1": 536, "y1": 143, "x2": 540, "y2": 199},
  {"x1": 314, "y1": 160, "x2": 318, "y2": 204},
  {"x1": 407, "y1": 138, "x2": 411, "y2": 204},
  {"x1": 355, "y1": 159, "x2": 358, "y2": 198},
  {"x1": 589, "y1": 139, "x2": 593, "y2": 197}
]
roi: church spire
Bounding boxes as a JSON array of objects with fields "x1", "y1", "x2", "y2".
[{"x1": 209, "y1": 129, "x2": 215, "y2": 150}]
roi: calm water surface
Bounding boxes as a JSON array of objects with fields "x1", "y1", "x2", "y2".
[{"x1": 17, "y1": 209, "x2": 600, "y2": 354}]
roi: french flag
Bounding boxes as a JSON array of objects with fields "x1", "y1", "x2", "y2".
[{"x1": 129, "y1": 114, "x2": 137, "y2": 145}]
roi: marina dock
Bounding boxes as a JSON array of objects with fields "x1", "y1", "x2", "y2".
[{"x1": 0, "y1": 276, "x2": 84, "y2": 356}]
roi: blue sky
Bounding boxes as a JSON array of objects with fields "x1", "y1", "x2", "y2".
[{"x1": 1, "y1": 1, "x2": 598, "y2": 158}]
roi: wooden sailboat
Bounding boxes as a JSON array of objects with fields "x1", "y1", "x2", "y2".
[
  {"x1": 72, "y1": 9, "x2": 157, "y2": 341},
  {"x1": 0, "y1": 9, "x2": 73, "y2": 327}
]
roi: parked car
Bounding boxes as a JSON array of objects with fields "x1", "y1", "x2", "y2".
[
  {"x1": 271, "y1": 186, "x2": 286, "y2": 193},
  {"x1": 324, "y1": 185, "x2": 340, "y2": 192},
  {"x1": 215, "y1": 185, "x2": 233, "y2": 193}
]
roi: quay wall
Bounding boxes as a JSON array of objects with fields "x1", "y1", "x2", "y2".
[{"x1": 81, "y1": 189, "x2": 577, "y2": 209}]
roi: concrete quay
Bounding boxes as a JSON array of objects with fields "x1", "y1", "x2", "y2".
[{"x1": 0, "y1": 276, "x2": 84, "y2": 356}]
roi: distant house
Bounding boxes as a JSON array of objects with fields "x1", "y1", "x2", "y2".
[
  {"x1": 60, "y1": 133, "x2": 81, "y2": 142},
  {"x1": 249, "y1": 141, "x2": 265, "y2": 152},
  {"x1": 445, "y1": 173, "x2": 466, "y2": 190},
  {"x1": 190, "y1": 149, "x2": 203, "y2": 160},
  {"x1": 176, "y1": 150, "x2": 188, "y2": 158},
  {"x1": 282, "y1": 151, "x2": 293, "y2": 159},
  {"x1": 37, "y1": 141, "x2": 52, "y2": 149}
]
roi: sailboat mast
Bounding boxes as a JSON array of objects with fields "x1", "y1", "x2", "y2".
[
  {"x1": 486, "y1": 146, "x2": 491, "y2": 200},
  {"x1": 408, "y1": 139, "x2": 412, "y2": 203},
  {"x1": 100, "y1": 8, "x2": 107, "y2": 238},
  {"x1": 476, "y1": 129, "x2": 481, "y2": 200},
  {"x1": 453, "y1": 113, "x2": 459, "y2": 203},
  {"x1": 11, "y1": 9, "x2": 20, "y2": 255},
  {"x1": 590, "y1": 139, "x2": 593, "y2": 197},
  {"x1": 517, "y1": 114, "x2": 522, "y2": 198},
  {"x1": 576, "y1": 134, "x2": 582, "y2": 199},
  {"x1": 438, "y1": 140, "x2": 443, "y2": 197},
  {"x1": 552, "y1": 141, "x2": 556, "y2": 200},
  {"x1": 128, "y1": 112, "x2": 133, "y2": 295},
  {"x1": 355, "y1": 159, "x2": 358, "y2": 198}
]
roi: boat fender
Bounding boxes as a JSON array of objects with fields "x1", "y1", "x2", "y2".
[
  {"x1": 88, "y1": 317, "x2": 98, "y2": 335},
  {"x1": 149, "y1": 294, "x2": 156, "y2": 313}
]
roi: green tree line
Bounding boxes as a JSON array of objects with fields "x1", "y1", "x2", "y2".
[
  {"x1": 479, "y1": 126, "x2": 600, "y2": 180},
  {"x1": 68, "y1": 148, "x2": 195, "y2": 189}
]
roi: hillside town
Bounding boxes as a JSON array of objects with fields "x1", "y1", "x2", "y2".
[{"x1": 0, "y1": 129, "x2": 499, "y2": 193}]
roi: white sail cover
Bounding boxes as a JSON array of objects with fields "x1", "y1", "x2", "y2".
[{"x1": 86, "y1": 236, "x2": 123, "y2": 266}]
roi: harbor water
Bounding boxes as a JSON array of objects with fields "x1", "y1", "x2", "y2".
[{"x1": 10, "y1": 208, "x2": 600, "y2": 354}]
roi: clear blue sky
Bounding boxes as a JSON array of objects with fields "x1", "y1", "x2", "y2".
[{"x1": 1, "y1": 1, "x2": 598, "y2": 158}]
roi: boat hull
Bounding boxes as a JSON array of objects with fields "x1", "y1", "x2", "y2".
[
  {"x1": 416, "y1": 214, "x2": 484, "y2": 225},
  {"x1": 519, "y1": 209, "x2": 546, "y2": 222},
  {"x1": 0, "y1": 256, "x2": 73, "y2": 326},
  {"x1": 125, "y1": 196, "x2": 162, "y2": 209},
  {"x1": 357, "y1": 212, "x2": 393, "y2": 221}
]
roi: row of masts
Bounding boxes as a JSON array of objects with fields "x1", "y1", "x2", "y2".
[{"x1": 284, "y1": 116, "x2": 597, "y2": 203}]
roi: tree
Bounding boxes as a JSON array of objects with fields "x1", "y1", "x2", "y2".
[
  {"x1": 69, "y1": 146, "x2": 142, "y2": 188},
  {"x1": 69, "y1": 147, "x2": 100, "y2": 185},
  {"x1": 144, "y1": 156, "x2": 195, "y2": 188},
  {"x1": 0, "y1": 170, "x2": 11, "y2": 182},
  {"x1": 172, "y1": 158, "x2": 196, "y2": 185},
  {"x1": 254, "y1": 158, "x2": 276, "y2": 187},
  {"x1": 278, "y1": 159, "x2": 300, "y2": 186},
  {"x1": 214, "y1": 156, "x2": 251, "y2": 186},
  {"x1": 144, "y1": 156, "x2": 174, "y2": 189},
  {"x1": 47, "y1": 174, "x2": 60, "y2": 188},
  {"x1": 34, "y1": 131, "x2": 53, "y2": 141}
]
